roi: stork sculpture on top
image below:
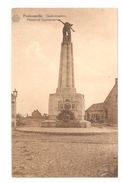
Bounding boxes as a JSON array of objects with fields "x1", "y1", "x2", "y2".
[{"x1": 57, "y1": 19, "x2": 75, "y2": 43}]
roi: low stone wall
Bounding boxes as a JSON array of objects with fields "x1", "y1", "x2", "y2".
[
  {"x1": 79, "y1": 121, "x2": 91, "y2": 128},
  {"x1": 41, "y1": 120, "x2": 56, "y2": 127},
  {"x1": 17, "y1": 118, "x2": 42, "y2": 127},
  {"x1": 41, "y1": 120, "x2": 91, "y2": 128},
  {"x1": 16, "y1": 118, "x2": 91, "y2": 128}
]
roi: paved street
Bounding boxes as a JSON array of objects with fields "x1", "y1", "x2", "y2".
[{"x1": 12, "y1": 130, "x2": 117, "y2": 177}]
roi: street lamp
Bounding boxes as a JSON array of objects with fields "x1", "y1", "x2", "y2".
[
  {"x1": 12, "y1": 89, "x2": 18, "y2": 130},
  {"x1": 13, "y1": 89, "x2": 18, "y2": 98}
]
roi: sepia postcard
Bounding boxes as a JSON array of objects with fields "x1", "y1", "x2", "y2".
[{"x1": 12, "y1": 8, "x2": 118, "y2": 177}]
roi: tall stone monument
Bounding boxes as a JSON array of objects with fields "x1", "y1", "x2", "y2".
[{"x1": 42, "y1": 20, "x2": 91, "y2": 127}]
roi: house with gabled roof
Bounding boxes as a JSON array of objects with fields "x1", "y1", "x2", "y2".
[
  {"x1": 85, "y1": 103, "x2": 105, "y2": 123},
  {"x1": 85, "y1": 78, "x2": 118, "y2": 125}
]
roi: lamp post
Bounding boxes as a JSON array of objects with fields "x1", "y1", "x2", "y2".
[{"x1": 12, "y1": 89, "x2": 18, "y2": 130}]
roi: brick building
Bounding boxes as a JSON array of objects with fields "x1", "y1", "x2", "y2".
[
  {"x1": 85, "y1": 103, "x2": 105, "y2": 123},
  {"x1": 104, "y1": 78, "x2": 118, "y2": 125},
  {"x1": 85, "y1": 78, "x2": 118, "y2": 125}
]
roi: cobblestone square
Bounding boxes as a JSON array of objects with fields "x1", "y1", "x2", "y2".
[{"x1": 12, "y1": 130, "x2": 117, "y2": 177}]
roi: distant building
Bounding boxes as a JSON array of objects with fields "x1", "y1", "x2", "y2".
[
  {"x1": 31, "y1": 109, "x2": 42, "y2": 119},
  {"x1": 85, "y1": 78, "x2": 118, "y2": 125}
]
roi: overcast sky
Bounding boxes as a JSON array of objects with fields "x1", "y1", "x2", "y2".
[{"x1": 12, "y1": 8, "x2": 117, "y2": 116}]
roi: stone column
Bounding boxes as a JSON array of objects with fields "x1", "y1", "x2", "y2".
[
  {"x1": 67, "y1": 43, "x2": 74, "y2": 88},
  {"x1": 57, "y1": 42, "x2": 75, "y2": 90},
  {"x1": 61, "y1": 43, "x2": 67, "y2": 88}
]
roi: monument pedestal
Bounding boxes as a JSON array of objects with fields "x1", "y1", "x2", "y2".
[{"x1": 49, "y1": 92, "x2": 85, "y2": 121}]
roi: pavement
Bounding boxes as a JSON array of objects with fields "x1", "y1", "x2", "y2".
[{"x1": 16, "y1": 126, "x2": 117, "y2": 135}]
